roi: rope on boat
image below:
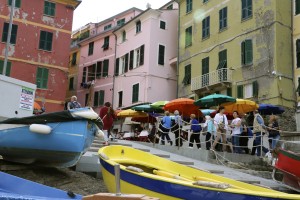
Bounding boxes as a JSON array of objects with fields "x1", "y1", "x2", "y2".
[
  {"x1": 193, "y1": 181, "x2": 231, "y2": 189},
  {"x1": 126, "y1": 166, "x2": 144, "y2": 173}
]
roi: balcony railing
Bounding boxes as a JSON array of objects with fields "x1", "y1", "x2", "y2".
[{"x1": 191, "y1": 68, "x2": 232, "y2": 91}]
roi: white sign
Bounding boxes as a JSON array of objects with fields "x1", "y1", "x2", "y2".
[{"x1": 19, "y1": 87, "x2": 34, "y2": 110}]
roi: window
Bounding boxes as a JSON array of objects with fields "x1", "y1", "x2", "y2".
[
  {"x1": 118, "y1": 91, "x2": 123, "y2": 107},
  {"x1": 0, "y1": 59, "x2": 11, "y2": 76},
  {"x1": 296, "y1": 0, "x2": 300, "y2": 15},
  {"x1": 167, "y1": 4, "x2": 173, "y2": 9},
  {"x1": 103, "y1": 59, "x2": 109, "y2": 77},
  {"x1": 132, "y1": 83, "x2": 139, "y2": 103},
  {"x1": 202, "y1": 57, "x2": 209, "y2": 87},
  {"x1": 69, "y1": 77, "x2": 74, "y2": 90},
  {"x1": 237, "y1": 85, "x2": 243, "y2": 98},
  {"x1": 219, "y1": 7, "x2": 227, "y2": 30},
  {"x1": 117, "y1": 18, "x2": 125, "y2": 26},
  {"x1": 39, "y1": 31, "x2": 53, "y2": 51},
  {"x1": 160, "y1": 21, "x2": 166, "y2": 30},
  {"x1": 203, "y1": 0, "x2": 209, "y2": 3},
  {"x1": 122, "y1": 31, "x2": 126, "y2": 42},
  {"x1": 85, "y1": 93, "x2": 89, "y2": 106},
  {"x1": 182, "y1": 64, "x2": 191, "y2": 85},
  {"x1": 96, "y1": 61, "x2": 102, "y2": 78},
  {"x1": 88, "y1": 42, "x2": 94, "y2": 56},
  {"x1": 136, "y1": 21, "x2": 141, "y2": 33},
  {"x1": 134, "y1": 45, "x2": 144, "y2": 68},
  {"x1": 87, "y1": 64, "x2": 96, "y2": 82},
  {"x1": 218, "y1": 50, "x2": 227, "y2": 69},
  {"x1": 102, "y1": 36, "x2": 109, "y2": 50},
  {"x1": 253, "y1": 81, "x2": 259, "y2": 97},
  {"x1": 8, "y1": 0, "x2": 21, "y2": 8},
  {"x1": 202, "y1": 16, "x2": 210, "y2": 39},
  {"x1": 2, "y1": 23, "x2": 18, "y2": 44},
  {"x1": 94, "y1": 90, "x2": 105, "y2": 107},
  {"x1": 297, "y1": 39, "x2": 300, "y2": 68},
  {"x1": 242, "y1": 0, "x2": 252, "y2": 20},
  {"x1": 227, "y1": 88, "x2": 232, "y2": 96},
  {"x1": 71, "y1": 52, "x2": 77, "y2": 66},
  {"x1": 185, "y1": 26, "x2": 192, "y2": 47},
  {"x1": 158, "y1": 45, "x2": 165, "y2": 65},
  {"x1": 186, "y1": 0, "x2": 193, "y2": 13},
  {"x1": 82, "y1": 67, "x2": 87, "y2": 83},
  {"x1": 241, "y1": 39, "x2": 253, "y2": 65},
  {"x1": 104, "y1": 24, "x2": 112, "y2": 30},
  {"x1": 129, "y1": 50, "x2": 134, "y2": 70},
  {"x1": 36, "y1": 67, "x2": 49, "y2": 89},
  {"x1": 44, "y1": 1, "x2": 56, "y2": 17}
]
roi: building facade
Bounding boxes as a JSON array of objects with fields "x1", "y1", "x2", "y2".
[
  {"x1": 76, "y1": 8, "x2": 142, "y2": 113},
  {"x1": 178, "y1": 0, "x2": 294, "y2": 108},
  {"x1": 113, "y1": 1, "x2": 178, "y2": 109},
  {"x1": 0, "y1": 0, "x2": 80, "y2": 112}
]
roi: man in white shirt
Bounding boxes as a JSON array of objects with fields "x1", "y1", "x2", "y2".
[
  {"x1": 230, "y1": 111, "x2": 242, "y2": 154},
  {"x1": 212, "y1": 106, "x2": 228, "y2": 152}
]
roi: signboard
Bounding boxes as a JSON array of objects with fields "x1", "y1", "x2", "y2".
[{"x1": 19, "y1": 87, "x2": 34, "y2": 110}]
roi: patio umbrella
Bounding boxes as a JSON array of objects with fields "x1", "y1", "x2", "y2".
[
  {"x1": 194, "y1": 94, "x2": 236, "y2": 108},
  {"x1": 132, "y1": 104, "x2": 163, "y2": 113},
  {"x1": 258, "y1": 104, "x2": 285, "y2": 115},
  {"x1": 117, "y1": 109, "x2": 148, "y2": 118},
  {"x1": 210, "y1": 110, "x2": 234, "y2": 120},
  {"x1": 220, "y1": 99, "x2": 258, "y2": 114},
  {"x1": 131, "y1": 115, "x2": 157, "y2": 123},
  {"x1": 150, "y1": 101, "x2": 169, "y2": 109},
  {"x1": 201, "y1": 109, "x2": 216, "y2": 116},
  {"x1": 164, "y1": 98, "x2": 202, "y2": 117}
]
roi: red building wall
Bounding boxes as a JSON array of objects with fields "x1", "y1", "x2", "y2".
[{"x1": 0, "y1": 0, "x2": 78, "y2": 112}]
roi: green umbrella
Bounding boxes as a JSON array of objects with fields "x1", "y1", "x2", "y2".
[
  {"x1": 132, "y1": 104, "x2": 163, "y2": 113},
  {"x1": 194, "y1": 94, "x2": 236, "y2": 108},
  {"x1": 150, "y1": 101, "x2": 169, "y2": 109}
]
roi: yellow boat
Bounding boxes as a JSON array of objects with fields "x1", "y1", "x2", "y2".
[{"x1": 99, "y1": 146, "x2": 300, "y2": 200}]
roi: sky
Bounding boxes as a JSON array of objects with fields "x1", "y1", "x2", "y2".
[{"x1": 72, "y1": 0, "x2": 171, "y2": 31}]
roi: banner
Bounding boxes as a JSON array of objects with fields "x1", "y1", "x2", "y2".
[{"x1": 19, "y1": 87, "x2": 34, "y2": 110}]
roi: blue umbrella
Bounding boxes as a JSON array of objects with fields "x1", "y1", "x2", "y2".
[
  {"x1": 201, "y1": 109, "x2": 216, "y2": 116},
  {"x1": 258, "y1": 104, "x2": 285, "y2": 115},
  {"x1": 131, "y1": 104, "x2": 163, "y2": 113}
]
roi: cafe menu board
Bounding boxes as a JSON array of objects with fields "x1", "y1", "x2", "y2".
[{"x1": 19, "y1": 87, "x2": 34, "y2": 110}]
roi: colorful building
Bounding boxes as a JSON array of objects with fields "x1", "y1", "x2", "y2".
[
  {"x1": 178, "y1": 0, "x2": 294, "y2": 108},
  {"x1": 0, "y1": 0, "x2": 80, "y2": 112},
  {"x1": 112, "y1": 1, "x2": 178, "y2": 109},
  {"x1": 76, "y1": 8, "x2": 142, "y2": 113}
]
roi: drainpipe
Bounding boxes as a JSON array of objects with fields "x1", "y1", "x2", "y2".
[
  {"x1": 176, "y1": 1, "x2": 180, "y2": 98},
  {"x1": 3, "y1": 0, "x2": 15, "y2": 75},
  {"x1": 112, "y1": 32, "x2": 117, "y2": 108},
  {"x1": 291, "y1": 1, "x2": 296, "y2": 108}
]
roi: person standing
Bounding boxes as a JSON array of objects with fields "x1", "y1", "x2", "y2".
[
  {"x1": 203, "y1": 115, "x2": 216, "y2": 150},
  {"x1": 251, "y1": 110, "x2": 269, "y2": 156},
  {"x1": 268, "y1": 115, "x2": 280, "y2": 150},
  {"x1": 212, "y1": 106, "x2": 228, "y2": 152},
  {"x1": 160, "y1": 111, "x2": 173, "y2": 145},
  {"x1": 99, "y1": 102, "x2": 116, "y2": 145},
  {"x1": 240, "y1": 119, "x2": 250, "y2": 154},
  {"x1": 67, "y1": 96, "x2": 81, "y2": 110},
  {"x1": 173, "y1": 110, "x2": 183, "y2": 147},
  {"x1": 189, "y1": 114, "x2": 202, "y2": 149},
  {"x1": 230, "y1": 111, "x2": 242, "y2": 154}
]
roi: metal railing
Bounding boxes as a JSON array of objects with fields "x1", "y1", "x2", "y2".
[{"x1": 191, "y1": 68, "x2": 232, "y2": 91}]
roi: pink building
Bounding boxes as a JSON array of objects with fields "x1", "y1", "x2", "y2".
[
  {"x1": 113, "y1": 1, "x2": 178, "y2": 109},
  {"x1": 76, "y1": 8, "x2": 142, "y2": 113}
]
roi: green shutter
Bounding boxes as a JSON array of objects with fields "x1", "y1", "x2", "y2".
[
  {"x1": 94, "y1": 91, "x2": 99, "y2": 107},
  {"x1": 253, "y1": 81, "x2": 259, "y2": 97},
  {"x1": 296, "y1": 0, "x2": 300, "y2": 15},
  {"x1": 99, "y1": 90, "x2": 105, "y2": 106},
  {"x1": 96, "y1": 61, "x2": 102, "y2": 78},
  {"x1": 8, "y1": 0, "x2": 21, "y2": 8},
  {"x1": 1, "y1": 23, "x2": 17, "y2": 44},
  {"x1": 158, "y1": 45, "x2": 165, "y2": 65},
  {"x1": 202, "y1": 58, "x2": 209, "y2": 74},
  {"x1": 115, "y1": 58, "x2": 119, "y2": 76},
  {"x1": 237, "y1": 85, "x2": 244, "y2": 98},
  {"x1": 132, "y1": 84, "x2": 139, "y2": 103},
  {"x1": 0, "y1": 60, "x2": 11, "y2": 76},
  {"x1": 227, "y1": 88, "x2": 232, "y2": 96},
  {"x1": 245, "y1": 40, "x2": 253, "y2": 65},
  {"x1": 2, "y1": 23, "x2": 8, "y2": 43},
  {"x1": 139, "y1": 45, "x2": 144, "y2": 65},
  {"x1": 125, "y1": 54, "x2": 129, "y2": 72},
  {"x1": 103, "y1": 59, "x2": 109, "y2": 77},
  {"x1": 42, "y1": 68, "x2": 49, "y2": 88},
  {"x1": 129, "y1": 50, "x2": 134, "y2": 70},
  {"x1": 241, "y1": 41, "x2": 245, "y2": 65},
  {"x1": 185, "y1": 26, "x2": 192, "y2": 47}
]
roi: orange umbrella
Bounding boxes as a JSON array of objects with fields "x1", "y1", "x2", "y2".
[
  {"x1": 34, "y1": 102, "x2": 42, "y2": 110},
  {"x1": 163, "y1": 98, "x2": 202, "y2": 117}
]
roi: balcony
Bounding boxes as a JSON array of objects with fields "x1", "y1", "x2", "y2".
[{"x1": 191, "y1": 68, "x2": 232, "y2": 92}]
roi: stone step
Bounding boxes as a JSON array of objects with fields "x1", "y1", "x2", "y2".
[
  {"x1": 153, "y1": 154, "x2": 170, "y2": 158},
  {"x1": 173, "y1": 160, "x2": 194, "y2": 165},
  {"x1": 136, "y1": 148, "x2": 150, "y2": 152}
]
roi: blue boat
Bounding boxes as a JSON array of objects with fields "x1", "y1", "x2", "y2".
[
  {"x1": 0, "y1": 171, "x2": 82, "y2": 200},
  {"x1": 0, "y1": 107, "x2": 102, "y2": 168}
]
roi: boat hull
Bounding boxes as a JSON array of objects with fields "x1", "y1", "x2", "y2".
[{"x1": 0, "y1": 120, "x2": 96, "y2": 167}]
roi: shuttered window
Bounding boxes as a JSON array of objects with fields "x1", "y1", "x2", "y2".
[
  {"x1": 218, "y1": 50, "x2": 227, "y2": 69},
  {"x1": 136, "y1": 21, "x2": 141, "y2": 33},
  {"x1": 182, "y1": 64, "x2": 191, "y2": 85},
  {"x1": 71, "y1": 52, "x2": 77, "y2": 66},
  {"x1": 297, "y1": 39, "x2": 300, "y2": 68},
  {"x1": 36, "y1": 67, "x2": 49, "y2": 89},
  {"x1": 241, "y1": 39, "x2": 253, "y2": 65},
  {"x1": 202, "y1": 16, "x2": 210, "y2": 39},
  {"x1": 241, "y1": 0, "x2": 252, "y2": 20},
  {"x1": 160, "y1": 21, "x2": 166, "y2": 30},
  {"x1": 94, "y1": 90, "x2": 105, "y2": 107},
  {"x1": 0, "y1": 60, "x2": 11, "y2": 76},
  {"x1": 8, "y1": 0, "x2": 21, "y2": 8},
  {"x1": 44, "y1": 1, "x2": 55, "y2": 17},
  {"x1": 219, "y1": 7, "x2": 227, "y2": 30},
  {"x1": 129, "y1": 50, "x2": 134, "y2": 70},
  {"x1": 102, "y1": 36, "x2": 109, "y2": 50},
  {"x1": 185, "y1": 26, "x2": 192, "y2": 47},
  {"x1": 104, "y1": 24, "x2": 112, "y2": 30},
  {"x1": 82, "y1": 67, "x2": 87, "y2": 83},
  {"x1": 253, "y1": 80, "x2": 259, "y2": 97},
  {"x1": 117, "y1": 18, "x2": 125, "y2": 26},
  {"x1": 132, "y1": 83, "x2": 139, "y2": 103},
  {"x1": 140, "y1": 45, "x2": 144, "y2": 65},
  {"x1": 158, "y1": 45, "x2": 165, "y2": 65},
  {"x1": 202, "y1": 57, "x2": 209, "y2": 87},
  {"x1": 96, "y1": 61, "x2": 102, "y2": 78},
  {"x1": 115, "y1": 58, "x2": 119, "y2": 76},
  {"x1": 88, "y1": 42, "x2": 94, "y2": 56},
  {"x1": 103, "y1": 59, "x2": 109, "y2": 77},
  {"x1": 2, "y1": 23, "x2": 18, "y2": 44},
  {"x1": 39, "y1": 31, "x2": 53, "y2": 51},
  {"x1": 124, "y1": 54, "x2": 129, "y2": 73},
  {"x1": 186, "y1": 0, "x2": 193, "y2": 13},
  {"x1": 237, "y1": 85, "x2": 244, "y2": 98}
]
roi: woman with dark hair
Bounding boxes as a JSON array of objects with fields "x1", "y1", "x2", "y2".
[
  {"x1": 99, "y1": 102, "x2": 116, "y2": 145},
  {"x1": 212, "y1": 106, "x2": 228, "y2": 152}
]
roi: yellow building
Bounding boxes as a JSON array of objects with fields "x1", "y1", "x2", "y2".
[
  {"x1": 294, "y1": 0, "x2": 300, "y2": 103},
  {"x1": 178, "y1": 0, "x2": 295, "y2": 108}
]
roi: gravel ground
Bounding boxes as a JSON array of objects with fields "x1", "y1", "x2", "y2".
[{"x1": 2, "y1": 166, "x2": 108, "y2": 196}]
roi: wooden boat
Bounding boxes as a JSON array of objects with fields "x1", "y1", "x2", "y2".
[
  {"x1": 0, "y1": 107, "x2": 103, "y2": 168},
  {"x1": 99, "y1": 146, "x2": 300, "y2": 200},
  {"x1": 0, "y1": 171, "x2": 82, "y2": 200},
  {"x1": 272, "y1": 148, "x2": 300, "y2": 192}
]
